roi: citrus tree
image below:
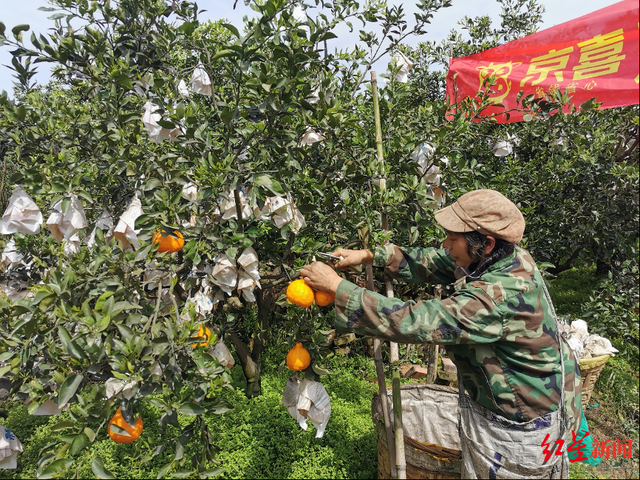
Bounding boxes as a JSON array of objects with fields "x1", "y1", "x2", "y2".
[{"x1": 0, "y1": 0, "x2": 458, "y2": 476}]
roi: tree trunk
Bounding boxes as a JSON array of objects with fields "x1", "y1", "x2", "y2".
[{"x1": 227, "y1": 288, "x2": 274, "y2": 398}]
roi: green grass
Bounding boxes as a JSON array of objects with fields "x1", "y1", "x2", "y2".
[{"x1": 548, "y1": 265, "x2": 600, "y2": 316}]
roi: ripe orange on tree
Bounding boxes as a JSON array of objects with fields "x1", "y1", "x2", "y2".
[
  {"x1": 108, "y1": 407, "x2": 143, "y2": 444},
  {"x1": 314, "y1": 290, "x2": 335, "y2": 306},
  {"x1": 286, "y1": 279, "x2": 314, "y2": 308},
  {"x1": 286, "y1": 342, "x2": 311, "y2": 371},
  {"x1": 152, "y1": 228, "x2": 185, "y2": 253},
  {"x1": 191, "y1": 324, "x2": 211, "y2": 348}
]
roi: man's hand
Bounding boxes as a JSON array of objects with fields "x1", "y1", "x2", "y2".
[
  {"x1": 299, "y1": 261, "x2": 343, "y2": 294},
  {"x1": 330, "y1": 248, "x2": 373, "y2": 271}
]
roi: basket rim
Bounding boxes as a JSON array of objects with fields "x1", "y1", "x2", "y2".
[{"x1": 578, "y1": 354, "x2": 611, "y2": 370}]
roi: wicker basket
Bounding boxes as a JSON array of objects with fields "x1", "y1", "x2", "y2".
[
  {"x1": 578, "y1": 354, "x2": 610, "y2": 408},
  {"x1": 372, "y1": 384, "x2": 462, "y2": 479}
]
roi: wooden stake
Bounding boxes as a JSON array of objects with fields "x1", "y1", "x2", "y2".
[{"x1": 371, "y1": 70, "x2": 406, "y2": 479}]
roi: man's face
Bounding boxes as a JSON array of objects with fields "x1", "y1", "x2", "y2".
[{"x1": 442, "y1": 231, "x2": 475, "y2": 269}]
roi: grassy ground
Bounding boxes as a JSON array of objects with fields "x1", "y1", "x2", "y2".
[{"x1": 549, "y1": 267, "x2": 639, "y2": 479}]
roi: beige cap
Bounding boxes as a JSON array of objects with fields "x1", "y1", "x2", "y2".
[{"x1": 434, "y1": 189, "x2": 525, "y2": 244}]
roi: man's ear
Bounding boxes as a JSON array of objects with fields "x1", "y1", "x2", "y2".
[{"x1": 484, "y1": 236, "x2": 497, "y2": 256}]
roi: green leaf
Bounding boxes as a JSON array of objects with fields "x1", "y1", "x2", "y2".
[
  {"x1": 11, "y1": 24, "x2": 30, "y2": 37},
  {"x1": 144, "y1": 178, "x2": 163, "y2": 191},
  {"x1": 178, "y1": 403, "x2": 204, "y2": 415},
  {"x1": 70, "y1": 433, "x2": 89, "y2": 455},
  {"x1": 210, "y1": 49, "x2": 235, "y2": 62},
  {"x1": 11, "y1": 101, "x2": 26, "y2": 120},
  {"x1": 135, "y1": 244, "x2": 152, "y2": 262},
  {"x1": 114, "y1": 73, "x2": 133, "y2": 90},
  {"x1": 92, "y1": 457, "x2": 116, "y2": 480},
  {"x1": 96, "y1": 314, "x2": 111, "y2": 333},
  {"x1": 157, "y1": 463, "x2": 173, "y2": 479},
  {"x1": 253, "y1": 174, "x2": 285, "y2": 195},
  {"x1": 222, "y1": 23, "x2": 240, "y2": 37},
  {"x1": 84, "y1": 427, "x2": 96, "y2": 442},
  {"x1": 170, "y1": 471, "x2": 195, "y2": 478},
  {"x1": 50, "y1": 420, "x2": 75, "y2": 432},
  {"x1": 58, "y1": 326, "x2": 87, "y2": 361},
  {"x1": 39, "y1": 458, "x2": 73, "y2": 479},
  {"x1": 33, "y1": 289, "x2": 55, "y2": 311},
  {"x1": 220, "y1": 107, "x2": 233, "y2": 125},
  {"x1": 312, "y1": 364, "x2": 331, "y2": 376},
  {"x1": 179, "y1": 21, "x2": 197, "y2": 35},
  {"x1": 201, "y1": 468, "x2": 225, "y2": 477},
  {"x1": 209, "y1": 399, "x2": 233, "y2": 415},
  {"x1": 95, "y1": 291, "x2": 115, "y2": 311},
  {"x1": 57, "y1": 374, "x2": 84, "y2": 409}
]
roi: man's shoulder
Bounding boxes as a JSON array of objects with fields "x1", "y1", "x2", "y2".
[{"x1": 467, "y1": 248, "x2": 540, "y2": 303}]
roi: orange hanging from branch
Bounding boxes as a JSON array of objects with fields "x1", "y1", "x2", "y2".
[
  {"x1": 286, "y1": 279, "x2": 314, "y2": 308},
  {"x1": 286, "y1": 342, "x2": 311, "y2": 371},
  {"x1": 191, "y1": 324, "x2": 211, "y2": 348},
  {"x1": 108, "y1": 407, "x2": 143, "y2": 444},
  {"x1": 314, "y1": 290, "x2": 335, "y2": 307},
  {"x1": 152, "y1": 229, "x2": 185, "y2": 253}
]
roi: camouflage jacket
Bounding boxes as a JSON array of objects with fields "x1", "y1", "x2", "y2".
[{"x1": 334, "y1": 244, "x2": 582, "y2": 431}]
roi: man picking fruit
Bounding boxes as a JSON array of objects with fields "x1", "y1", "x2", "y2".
[{"x1": 300, "y1": 189, "x2": 584, "y2": 479}]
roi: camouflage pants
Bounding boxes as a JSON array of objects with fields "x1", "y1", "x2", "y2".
[{"x1": 458, "y1": 391, "x2": 569, "y2": 479}]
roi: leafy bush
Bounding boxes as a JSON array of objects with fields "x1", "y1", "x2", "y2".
[
  {"x1": 1, "y1": 353, "x2": 379, "y2": 479},
  {"x1": 582, "y1": 260, "x2": 640, "y2": 363}
]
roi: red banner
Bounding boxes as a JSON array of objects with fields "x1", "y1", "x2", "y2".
[{"x1": 446, "y1": 0, "x2": 639, "y2": 123}]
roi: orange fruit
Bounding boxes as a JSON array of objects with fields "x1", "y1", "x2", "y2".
[
  {"x1": 152, "y1": 229, "x2": 185, "y2": 253},
  {"x1": 314, "y1": 290, "x2": 335, "y2": 307},
  {"x1": 286, "y1": 279, "x2": 314, "y2": 308},
  {"x1": 191, "y1": 324, "x2": 211, "y2": 348},
  {"x1": 286, "y1": 342, "x2": 311, "y2": 371},
  {"x1": 108, "y1": 407, "x2": 143, "y2": 444}
]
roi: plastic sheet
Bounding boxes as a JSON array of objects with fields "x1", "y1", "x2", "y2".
[
  {"x1": 282, "y1": 376, "x2": 331, "y2": 438},
  {"x1": 211, "y1": 254, "x2": 238, "y2": 295},
  {"x1": 214, "y1": 189, "x2": 252, "y2": 222},
  {"x1": 191, "y1": 64, "x2": 212, "y2": 96},
  {"x1": 0, "y1": 426, "x2": 22, "y2": 469},
  {"x1": 86, "y1": 211, "x2": 114, "y2": 249},
  {"x1": 0, "y1": 186, "x2": 43, "y2": 235},
  {"x1": 177, "y1": 79, "x2": 190, "y2": 97},
  {"x1": 181, "y1": 182, "x2": 198, "y2": 202},
  {"x1": 1, "y1": 238, "x2": 23, "y2": 267},
  {"x1": 113, "y1": 195, "x2": 143, "y2": 251},
  {"x1": 298, "y1": 128, "x2": 325, "y2": 147},
  {"x1": 391, "y1": 51, "x2": 414, "y2": 83},
  {"x1": 210, "y1": 341, "x2": 235, "y2": 368},
  {"x1": 104, "y1": 378, "x2": 136, "y2": 400},
  {"x1": 142, "y1": 102, "x2": 183, "y2": 142},
  {"x1": 492, "y1": 139, "x2": 513, "y2": 157},
  {"x1": 562, "y1": 319, "x2": 618, "y2": 359},
  {"x1": 47, "y1": 196, "x2": 88, "y2": 242},
  {"x1": 266, "y1": 195, "x2": 306, "y2": 234}
]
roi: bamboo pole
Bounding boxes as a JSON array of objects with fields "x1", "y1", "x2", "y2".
[
  {"x1": 371, "y1": 70, "x2": 406, "y2": 479},
  {"x1": 369, "y1": 271, "x2": 396, "y2": 479},
  {"x1": 426, "y1": 287, "x2": 441, "y2": 384}
]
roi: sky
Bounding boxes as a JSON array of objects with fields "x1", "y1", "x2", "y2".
[{"x1": 0, "y1": 0, "x2": 622, "y2": 96}]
